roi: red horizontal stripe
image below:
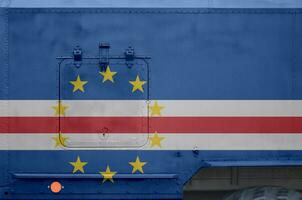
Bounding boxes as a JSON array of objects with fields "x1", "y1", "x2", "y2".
[
  {"x1": 150, "y1": 117, "x2": 302, "y2": 133},
  {"x1": 0, "y1": 117, "x2": 301, "y2": 133}
]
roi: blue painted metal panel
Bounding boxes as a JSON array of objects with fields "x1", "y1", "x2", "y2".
[
  {"x1": 294, "y1": 13, "x2": 302, "y2": 95},
  {"x1": 1, "y1": 150, "x2": 302, "y2": 199},
  {"x1": 1, "y1": 5, "x2": 302, "y2": 200},
  {"x1": 4, "y1": 8, "x2": 302, "y2": 100},
  {"x1": 0, "y1": 8, "x2": 8, "y2": 188}
]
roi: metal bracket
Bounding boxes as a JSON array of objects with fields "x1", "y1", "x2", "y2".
[{"x1": 57, "y1": 44, "x2": 151, "y2": 65}]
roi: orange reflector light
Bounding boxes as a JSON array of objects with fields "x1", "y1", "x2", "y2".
[{"x1": 50, "y1": 181, "x2": 62, "y2": 193}]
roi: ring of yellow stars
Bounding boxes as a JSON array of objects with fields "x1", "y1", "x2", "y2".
[
  {"x1": 69, "y1": 75, "x2": 88, "y2": 92},
  {"x1": 129, "y1": 156, "x2": 147, "y2": 174},
  {"x1": 52, "y1": 101, "x2": 68, "y2": 116},
  {"x1": 99, "y1": 66, "x2": 117, "y2": 83},
  {"x1": 100, "y1": 166, "x2": 117, "y2": 183},
  {"x1": 150, "y1": 132, "x2": 165, "y2": 148},
  {"x1": 69, "y1": 156, "x2": 88, "y2": 174},
  {"x1": 52, "y1": 132, "x2": 68, "y2": 148},
  {"x1": 129, "y1": 75, "x2": 146, "y2": 93},
  {"x1": 149, "y1": 101, "x2": 164, "y2": 116}
]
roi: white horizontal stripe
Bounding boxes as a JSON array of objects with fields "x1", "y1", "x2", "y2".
[
  {"x1": 2, "y1": 100, "x2": 148, "y2": 117},
  {"x1": 159, "y1": 100, "x2": 302, "y2": 116},
  {"x1": 1, "y1": 100, "x2": 302, "y2": 117},
  {"x1": 1, "y1": 133, "x2": 302, "y2": 150}
]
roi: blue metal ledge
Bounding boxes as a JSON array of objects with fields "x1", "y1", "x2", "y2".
[
  {"x1": 13, "y1": 173, "x2": 178, "y2": 179},
  {"x1": 1, "y1": 0, "x2": 302, "y2": 8}
]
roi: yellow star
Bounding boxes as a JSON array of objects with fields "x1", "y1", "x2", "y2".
[
  {"x1": 149, "y1": 101, "x2": 164, "y2": 116},
  {"x1": 69, "y1": 75, "x2": 88, "y2": 92},
  {"x1": 129, "y1": 156, "x2": 147, "y2": 174},
  {"x1": 99, "y1": 66, "x2": 117, "y2": 83},
  {"x1": 69, "y1": 156, "x2": 88, "y2": 173},
  {"x1": 129, "y1": 75, "x2": 146, "y2": 93},
  {"x1": 52, "y1": 101, "x2": 68, "y2": 116},
  {"x1": 100, "y1": 165, "x2": 117, "y2": 183},
  {"x1": 52, "y1": 132, "x2": 68, "y2": 147},
  {"x1": 150, "y1": 132, "x2": 164, "y2": 148}
]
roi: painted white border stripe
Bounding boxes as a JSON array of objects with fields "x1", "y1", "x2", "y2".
[
  {"x1": 1, "y1": 133, "x2": 302, "y2": 150},
  {"x1": 1, "y1": 100, "x2": 302, "y2": 117}
]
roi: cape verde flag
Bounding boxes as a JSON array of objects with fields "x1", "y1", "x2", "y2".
[
  {"x1": 2, "y1": 58, "x2": 302, "y2": 187},
  {"x1": 3, "y1": 59, "x2": 302, "y2": 151}
]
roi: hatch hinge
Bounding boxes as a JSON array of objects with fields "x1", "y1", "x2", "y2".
[
  {"x1": 99, "y1": 42, "x2": 110, "y2": 72},
  {"x1": 73, "y1": 46, "x2": 82, "y2": 68},
  {"x1": 124, "y1": 46, "x2": 135, "y2": 68}
]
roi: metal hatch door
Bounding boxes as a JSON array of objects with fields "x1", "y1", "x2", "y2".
[{"x1": 58, "y1": 44, "x2": 149, "y2": 148}]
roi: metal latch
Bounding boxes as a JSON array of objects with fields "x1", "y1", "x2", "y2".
[
  {"x1": 125, "y1": 46, "x2": 135, "y2": 68},
  {"x1": 99, "y1": 42, "x2": 110, "y2": 72}
]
